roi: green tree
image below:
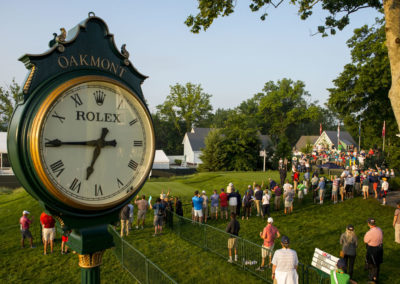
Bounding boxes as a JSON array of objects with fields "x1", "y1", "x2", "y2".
[
  {"x1": 152, "y1": 112, "x2": 184, "y2": 155},
  {"x1": 220, "y1": 113, "x2": 261, "y2": 171},
  {"x1": 273, "y1": 135, "x2": 292, "y2": 169},
  {"x1": 185, "y1": 0, "x2": 400, "y2": 131},
  {"x1": 156, "y1": 82, "x2": 213, "y2": 136},
  {"x1": 257, "y1": 78, "x2": 320, "y2": 144},
  {"x1": 328, "y1": 19, "x2": 398, "y2": 150},
  {"x1": 0, "y1": 80, "x2": 21, "y2": 131},
  {"x1": 198, "y1": 129, "x2": 227, "y2": 171}
]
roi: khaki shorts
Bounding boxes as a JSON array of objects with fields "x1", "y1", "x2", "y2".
[
  {"x1": 43, "y1": 227, "x2": 55, "y2": 241},
  {"x1": 262, "y1": 244, "x2": 274, "y2": 258},
  {"x1": 211, "y1": 206, "x2": 218, "y2": 214},
  {"x1": 362, "y1": 185, "x2": 369, "y2": 192},
  {"x1": 228, "y1": 237, "x2": 237, "y2": 249},
  {"x1": 137, "y1": 210, "x2": 147, "y2": 220}
]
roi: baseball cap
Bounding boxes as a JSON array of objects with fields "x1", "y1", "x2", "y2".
[
  {"x1": 248, "y1": 185, "x2": 251, "y2": 188},
  {"x1": 281, "y1": 235, "x2": 290, "y2": 244},
  {"x1": 367, "y1": 218, "x2": 376, "y2": 225},
  {"x1": 229, "y1": 182, "x2": 233, "y2": 187},
  {"x1": 337, "y1": 258, "x2": 346, "y2": 269},
  {"x1": 347, "y1": 224, "x2": 354, "y2": 231},
  {"x1": 267, "y1": 217, "x2": 273, "y2": 223},
  {"x1": 202, "y1": 190, "x2": 206, "y2": 194},
  {"x1": 23, "y1": 210, "x2": 30, "y2": 215}
]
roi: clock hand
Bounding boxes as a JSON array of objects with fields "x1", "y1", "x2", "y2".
[
  {"x1": 45, "y1": 139, "x2": 117, "y2": 147},
  {"x1": 86, "y1": 128, "x2": 114, "y2": 180}
]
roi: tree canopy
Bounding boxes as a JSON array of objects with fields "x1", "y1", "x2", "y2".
[{"x1": 0, "y1": 79, "x2": 21, "y2": 131}]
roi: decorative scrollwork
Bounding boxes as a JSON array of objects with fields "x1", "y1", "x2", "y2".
[
  {"x1": 23, "y1": 65, "x2": 36, "y2": 94},
  {"x1": 78, "y1": 250, "x2": 105, "y2": 268}
]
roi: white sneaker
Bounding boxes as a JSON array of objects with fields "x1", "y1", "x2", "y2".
[
  {"x1": 135, "y1": 226, "x2": 139, "y2": 229},
  {"x1": 228, "y1": 259, "x2": 233, "y2": 263}
]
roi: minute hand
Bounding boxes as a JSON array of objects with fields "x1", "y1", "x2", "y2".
[{"x1": 45, "y1": 139, "x2": 117, "y2": 147}]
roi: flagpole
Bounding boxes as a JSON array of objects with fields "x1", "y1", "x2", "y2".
[
  {"x1": 358, "y1": 121, "x2": 361, "y2": 151},
  {"x1": 382, "y1": 120, "x2": 386, "y2": 153}
]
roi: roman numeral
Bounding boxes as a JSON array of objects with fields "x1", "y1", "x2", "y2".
[
  {"x1": 95, "y1": 184, "x2": 103, "y2": 196},
  {"x1": 51, "y1": 111, "x2": 65, "y2": 123},
  {"x1": 129, "y1": 119, "x2": 138, "y2": 126},
  {"x1": 133, "y1": 140, "x2": 143, "y2": 147},
  {"x1": 50, "y1": 160, "x2": 65, "y2": 177},
  {"x1": 128, "y1": 160, "x2": 138, "y2": 170},
  {"x1": 117, "y1": 178, "x2": 124, "y2": 188},
  {"x1": 117, "y1": 99, "x2": 124, "y2": 110},
  {"x1": 71, "y1": 93, "x2": 83, "y2": 107},
  {"x1": 69, "y1": 178, "x2": 81, "y2": 193}
]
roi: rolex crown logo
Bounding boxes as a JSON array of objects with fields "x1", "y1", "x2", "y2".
[{"x1": 93, "y1": 90, "x2": 106, "y2": 106}]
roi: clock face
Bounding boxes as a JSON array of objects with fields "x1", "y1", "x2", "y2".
[{"x1": 29, "y1": 77, "x2": 154, "y2": 210}]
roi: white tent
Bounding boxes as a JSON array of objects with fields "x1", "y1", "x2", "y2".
[{"x1": 152, "y1": 150, "x2": 170, "y2": 169}]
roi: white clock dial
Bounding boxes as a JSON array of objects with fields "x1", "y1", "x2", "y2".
[{"x1": 31, "y1": 77, "x2": 154, "y2": 209}]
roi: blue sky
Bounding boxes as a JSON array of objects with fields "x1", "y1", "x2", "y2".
[{"x1": 0, "y1": 1, "x2": 380, "y2": 113}]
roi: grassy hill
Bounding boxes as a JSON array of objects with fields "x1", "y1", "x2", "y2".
[{"x1": 1, "y1": 171, "x2": 399, "y2": 283}]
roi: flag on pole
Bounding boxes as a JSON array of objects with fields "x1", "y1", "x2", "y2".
[
  {"x1": 320, "y1": 123, "x2": 322, "y2": 135},
  {"x1": 382, "y1": 121, "x2": 386, "y2": 137}
]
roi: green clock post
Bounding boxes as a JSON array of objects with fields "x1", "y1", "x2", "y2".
[{"x1": 7, "y1": 13, "x2": 155, "y2": 283}]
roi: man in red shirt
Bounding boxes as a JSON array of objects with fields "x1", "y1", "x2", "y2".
[
  {"x1": 257, "y1": 217, "x2": 280, "y2": 270},
  {"x1": 19, "y1": 210, "x2": 34, "y2": 248},
  {"x1": 219, "y1": 188, "x2": 228, "y2": 220},
  {"x1": 40, "y1": 212, "x2": 56, "y2": 255}
]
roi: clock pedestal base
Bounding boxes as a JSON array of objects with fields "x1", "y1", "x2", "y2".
[{"x1": 79, "y1": 251, "x2": 104, "y2": 284}]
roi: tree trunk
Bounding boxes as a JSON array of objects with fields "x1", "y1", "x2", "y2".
[{"x1": 384, "y1": 0, "x2": 400, "y2": 132}]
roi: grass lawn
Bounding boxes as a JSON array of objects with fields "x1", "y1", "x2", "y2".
[{"x1": 1, "y1": 171, "x2": 399, "y2": 283}]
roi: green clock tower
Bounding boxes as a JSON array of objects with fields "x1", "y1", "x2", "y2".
[{"x1": 8, "y1": 12, "x2": 155, "y2": 283}]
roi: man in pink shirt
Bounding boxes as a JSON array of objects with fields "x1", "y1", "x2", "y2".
[
  {"x1": 364, "y1": 218, "x2": 383, "y2": 283},
  {"x1": 19, "y1": 210, "x2": 34, "y2": 248},
  {"x1": 257, "y1": 217, "x2": 280, "y2": 271}
]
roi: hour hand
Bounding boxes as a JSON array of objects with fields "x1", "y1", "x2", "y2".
[{"x1": 45, "y1": 139, "x2": 117, "y2": 147}]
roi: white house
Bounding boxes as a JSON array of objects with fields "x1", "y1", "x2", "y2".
[
  {"x1": 182, "y1": 128, "x2": 211, "y2": 165},
  {"x1": 0, "y1": 132, "x2": 12, "y2": 174},
  {"x1": 152, "y1": 150, "x2": 170, "y2": 169},
  {"x1": 314, "y1": 130, "x2": 358, "y2": 151}
]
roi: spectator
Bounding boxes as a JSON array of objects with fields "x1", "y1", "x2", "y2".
[
  {"x1": 150, "y1": 198, "x2": 165, "y2": 236},
  {"x1": 120, "y1": 204, "x2": 130, "y2": 237},
  {"x1": 304, "y1": 171, "x2": 310, "y2": 190},
  {"x1": 226, "y1": 212, "x2": 240, "y2": 263},
  {"x1": 228, "y1": 188, "x2": 239, "y2": 215},
  {"x1": 354, "y1": 172, "x2": 361, "y2": 196},
  {"x1": 262, "y1": 189, "x2": 271, "y2": 218},
  {"x1": 283, "y1": 184, "x2": 294, "y2": 215},
  {"x1": 364, "y1": 218, "x2": 383, "y2": 283},
  {"x1": 254, "y1": 184, "x2": 263, "y2": 217},
  {"x1": 362, "y1": 174, "x2": 370, "y2": 199},
  {"x1": 40, "y1": 212, "x2": 55, "y2": 255},
  {"x1": 210, "y1": 190, "x2": 219, "y2": 220},
  {"x1": 19, "y1": 210, "x2": 34, "y2": 249},
  {"x1": 345, "y1": 174, "x2": 354, "y2": 199},
  {"x1": 330, "y1": 258, "x2": 353, "y2": 284},
  {"x1": 311, "y1": 175, "x2": 319, "y2": 203},
  {"x1": 174, "y1": 197, "x2": 183, "y2": 216},
  {"x1": 340, "y1": 225, "x2": 358, "y2": 279},
  {"x1": 297, "y1": 181, "x2": 305, "y2": 204},
  {"x1": 317, "y1": 177, "x2": 326, "y2": 205},
  {"x1": 257, "y1": 217, "x2": 280, "y2": 271},
  {"x1": 393, "y1": 202, "x2": 400, "y2": 244},
  {"x1": 201, "y1": 191, "x2": 209, "y2": 223},
  {"x1": 332, "y1": 175, "x2": 340, "y2": 204},
  {"x1": 227, "y1": 182, "x2": 234, "y2": 194},
  {"x1": 220, "y1": 188, "x2": 228, "y2": 220},
  {"x1": 269, "y1": 178, "x2": 277, "y2": 191},
  {"x1": 369, "y1": 172, "x2": 379, "y2": 199},
  {"x1": 192, "y1": 191, "x2": 204, "y2": 223},
  {"x1": 339, "y1": 176, "x2": 345, "y2": 203},
  {"x1": 271, "y1": 236, "x2": 298, "y2": 284},
  {"x1": 273, "y1": 185, "x2": 282, "y2": 211},
  {"x1": 135, "y1": 195, "x2": 149, "y2": 229},
  {"x1": 293, "y1": 170, "x2": 300, "y2": 194},
  {"x1": 127, "y1": 203, "x2": 134, "y2": 231},
  {"x1": 279, "y1": 167, "x2": 287, "y2": 187},
  {"x1": 381, "y1": 178, "x2": 389, "y2": 206},
  {"x1": 242, "y1": 190, "x2": 253, "y2": 220},
  {"x1": 61, "y1": 230, "x2": 71, "y2": 254}
]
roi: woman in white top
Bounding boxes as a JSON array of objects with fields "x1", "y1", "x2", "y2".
[{"x1": 262, "y1": 190, "x2": 271, "y2": 218}]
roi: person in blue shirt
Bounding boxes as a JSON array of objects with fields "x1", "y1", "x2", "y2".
[
  {"x1": 150, "y1": 198, "x2": 166, "y2": 236},
  {"x1": 317, "y1": 177, "x2": 326, "y2": 205},
  {"x1": 192, "y1": 191, "x2": 204, "y2": 223}
]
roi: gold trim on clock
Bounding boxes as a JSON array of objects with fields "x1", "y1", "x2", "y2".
[{"x1": 29, "y1": 75, "x2": 155, "y2": 210}]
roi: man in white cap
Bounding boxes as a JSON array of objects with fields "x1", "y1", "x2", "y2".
[
  {"x1": 271, "y1": 236, "x2": 298, "y2": 284},
  {"x1": 201, "y1": 190, "x2": 208, "y2": 223},
  {"x1": 257, "y1": 217, "x2": 280, "y2": 271},
  {"x1": 19, "y1": 210, "x2": 34, "y2": 248}
]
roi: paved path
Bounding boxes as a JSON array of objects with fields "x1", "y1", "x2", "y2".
[{"x1": 386, "y1": 191, "x2": 400, "y2": 207}]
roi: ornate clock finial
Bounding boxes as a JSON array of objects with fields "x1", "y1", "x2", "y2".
[
  {"x1": 56, "y1": 28, "x2": 67, "y2": 43},
  {"x1": 121, "y1": 44, "x2": 130, "y2": 66}
]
